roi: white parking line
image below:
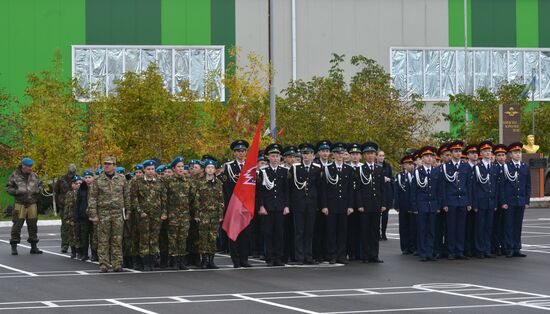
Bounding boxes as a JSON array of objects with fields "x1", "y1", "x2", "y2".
[
  {"x1": 107, "y1": 299, "x2": 158, "y2": 314},
  {"x1": 0, "y1": 263, "x2": 38, "y2": 277},
  {"x1": 233, "y1": 293, "x2": 319, "y2": 314}
]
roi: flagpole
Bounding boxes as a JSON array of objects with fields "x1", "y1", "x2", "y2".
[{"x1": 531, "y1": 67, "x2": 535, "y2": 136}]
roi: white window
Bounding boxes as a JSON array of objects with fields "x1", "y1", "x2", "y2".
[
  {"x1": 390, "y1": 47, "x2": 549, "y2": 101},
  {"x1": 72, "y1": 45, "x2": 225, "y2": 101}
]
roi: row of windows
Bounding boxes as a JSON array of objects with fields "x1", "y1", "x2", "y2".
[{"x1": 72, "y1": 45, "x2": 225, "y2": 101}]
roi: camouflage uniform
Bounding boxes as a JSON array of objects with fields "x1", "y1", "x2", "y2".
[
  {"x1": 133, "y1": 176, "x2": 166, "y2": 259},
  {"x1": 87, "y1": 172, "x2": 130, "y2": 271},
  {"x1": 126, "y1": 178, "x2": 140, "y2": 263},
  {"x1": 192, "y1": 177, "x2": 224, "y2": 254},
  {"x1": 54, "y1": 174, "x2": 73, "y2": 252},
  {"x1": 164, "y1": 173, "x2": 193, "y2": 269},
  {"x1": 63, "y1": 190, "x2": 78, "y2": 252},
  {"x1": 6, "y1": 166, "x2": 44, "y2": 253}
]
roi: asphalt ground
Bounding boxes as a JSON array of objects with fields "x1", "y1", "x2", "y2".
[{"x1": 1, "y1": 208, "x2": 550, "y2": 313}]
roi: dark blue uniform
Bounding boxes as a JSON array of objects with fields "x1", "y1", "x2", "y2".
[
  {"x1": 411, "y1": 165, "x2": 445, "y2": 260},
  {"x1": 492, "y1": 162, "x2": 506, "y2": 255},
  {"x1": 394, "y1": 170, "x2": 415, "y2": 254},
  {"x1": 471, "y1": 160, "x2": 501, "y2": 257},
  {"x1": 441, "y1": 160, "x2": 472, "y2": 258},
  {"x1": 501, "y1": 161, "x2": 531, "y2": 257}
]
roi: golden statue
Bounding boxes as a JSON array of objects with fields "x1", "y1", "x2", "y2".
[{"x1": 523, "y1": 134, "x2": 540, "y2": 154}]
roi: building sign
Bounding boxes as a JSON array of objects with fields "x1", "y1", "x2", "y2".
[{"x1": 499, "y1": 104, "x2": 521, "y2": 145}]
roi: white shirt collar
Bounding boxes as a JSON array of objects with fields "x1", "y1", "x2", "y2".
[
  {"x1": 423, "y1": 165, "x2": 432, "y2": 172},
  {"x1": 334, "y1": 162, "x2": 343, "y2": 168}
]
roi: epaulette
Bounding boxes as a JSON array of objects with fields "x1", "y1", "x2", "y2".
[
  {"x1": 259, "y1": 165, "x2": 269, "y2": 170},
  {"x1": 312, "y1": 163, "x2": 321, "y2": 168},
  {"x1": 280, "y1": 164, "x2": 290, "y2": 170},
  {"x1": 293, "y1": 162, "x2": 301, "y2": 166}
]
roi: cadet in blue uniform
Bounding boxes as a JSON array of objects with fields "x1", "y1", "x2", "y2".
[
  {"x1": 289, "y1": 143, "x2": 323, "y2": 265},
  {"x1": 501, "y1": 142, "x2": 530, "y2": 258},
  {"x1": 472, "y1": 141, "x2": 500, "y2": 258},
  {"x1": 491, "y1": 144, "x2": 508, "y2": 255},
  {"x1": 258, "y1": 143, "x2": 290, "y2": 266},
  {"x1": 433, "y1": 143, "x2": 451, "y2": 259},
  {"x1": 320, "y1": 142, "x2": 355, "y2": 264},
  {"x1": 441, "y1": 140, "x2": 472, "y2": 260},
  {"x1": 355, "y1": 142, "x2": 387, "y2": 263},
  {"x1": 411, "y1": 146, "x2": 444, "y2": 261},
  {"x1": 463, "y1": 144, "x2": 478, "y2": 257},
  {"x1": 394, "y1": 154, "x2": 415, "y2": 255}
]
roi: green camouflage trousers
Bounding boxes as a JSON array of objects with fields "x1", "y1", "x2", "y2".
[
  {"x1": 168, "y1": 219, "x2": 189, "y2": 257},
  {"x1": 91, "y1": 223, "x2": 98, "y2": 250},
  {"x1": 10, "y1": 203, "x2": 39, "y2": 244},
  {"x1": 138, "y1": 215, "x2": 161, "y2": 257},
  {"x1": 60, "y1": 213, "x2": 70, "y2": 250},
  {"x1": 97, "y1": 212, "x2": 124, "y2": 269},
  {"x1": 197, "y1": 220, "x2": 218, "y2": 254}
]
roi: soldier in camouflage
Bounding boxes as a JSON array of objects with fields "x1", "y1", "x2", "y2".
[
  {"x1": 164, "y1": 156, "x2": 194, "y2": 270},
  {"x1": 87, "y1": 156, "x2": 130, "y2": 273},
  {"x1": 133, "y1": 160, "x2": 167, "y2": 271},
  {"x1": 6, "y1": 158, "x2": 44, "y2": 255},
  {"x1": 127, "y1": 164, "x2": 143, "y2": 269},
  {"x1": 192, "y1": 159, "x2": 224, "y2": 269},
  {"x1": 63, "y1": 176, "x2": 81, "y2": 259},
  {"x1": 54, "y1": 164, "x2": 77, "y2": 253}
]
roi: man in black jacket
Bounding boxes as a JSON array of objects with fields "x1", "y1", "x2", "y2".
[
  {"x1": 258, "y1": 143, "x2": 290, "y2": 266},
  {"x1": 289, "y1": 143, "x2": 323, "y2": 265},
  {"x1": 355, "y1": 142, "x2": 387, "y2": 263},
  {"x1": 321, "y1": 142, "x2": 354, "y2": 264}
]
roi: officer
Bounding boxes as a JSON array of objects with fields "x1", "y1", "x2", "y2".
[
  {"x1": 394, "y1": 154, "x2": 415, "y2": 255},
  {"x1": 250, "y1": 151, "x2": 266, "y2": 258},
  {"x1": 491, "y1": 144, "x2": 508, "y2": 255},
  {"x1": 472, "y1": 141, "x2": 499, "y2": 258},
  {"x1": 346, "y1": 143, "x2": 363, "y2": 261},
  {"x1": 411, "y1": 146, "x2": 444, "y2": 262},
  {"x1": 288, "y1": 143, "x2": 323, "y2": 265},
  {"x1": 258, "y1": 143, "x2": 290, "y2": 266},
  {"x1": 221, "y1": 140, "x2": 253, "y2": 268},
  {"x1": 501, "y1": 142, "x2": 530, "y2": 258},
  {"x1": 320, "y1": 142, "x2": 354, "y2": 264},
  {"x1": 313, "y1": 139, "x2": 332, "y2": 262},
  {"x1": 441, "y1": 140, "x2": 472, "y2": 260},
  {"x1": 87, "y1": 156, "x2": 130, "y2": 272},
  {"x1": 355, "y1": 142, "x2": 387, "y2": 263},
  {"x1": 433, "y1": 143, "x2": 450, "y2": 259},
  {"x1": 164, "y1": 156, "x2": 194, "y2": 270},
  {"x1": 133, "y1": 160, "x2": 167, "y2": 271}
]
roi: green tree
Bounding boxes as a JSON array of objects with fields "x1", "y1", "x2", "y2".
[
  {"x1": 12, "y1": 51, "x2": 86, "y2": 177},
  {"x1": 278, "y1": 54, "x2": 441, "y2": 162}
]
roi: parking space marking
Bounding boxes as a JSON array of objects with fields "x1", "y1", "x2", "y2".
[
  {"x1": 233, "y1": 293, "x2": 319, "y2": 314},
  {"x1": 0, "y1": 263, "x2": 38, "y2": 277},
  {"x1": 107, "y1": 299, "x2": 158, "y2": 314}
]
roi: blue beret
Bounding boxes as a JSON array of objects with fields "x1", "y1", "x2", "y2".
[
  {"x1": 115, "y1": 167, "x2": 125, "y2": 174},
  {"x1": 142, "y1": 160, "x2": 155, "y2": 168},
  {"x1": 72, "y1": 175, "x2": 83, "y2": 183},
  {"x1": 95, "y1": 168, "x2": 104, "y2": 175},
  {"x1": 134, "y1": 164, "x2": 144, "y2": 171},
  {"x1": 21, "y1": 157, "x2": 34, "y2": 167},
  {"x1": 184, "y1": 165, "x2": 189, "y2": 170},
  {"x1": 189, "y1": 159, "x2": 202, "y2": 166},
  {"x1": 165, "y1": 164, "x2": 172, "y2": 170},
  {"x1": 171, "y1": 156, "x2": 184, "y2": 168},
  {"x1": 82, "y1": 170, "x2": 94, "y2": 177},
  {"x1": 203, "y1": 159, "x2": 218, "y2": 168},
  {"x1": 155, "y1": 165, "x2": 166, "y2": 173}
]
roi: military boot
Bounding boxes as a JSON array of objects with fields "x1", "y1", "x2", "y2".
[
  {"x1": 123, "y1": 256, "x2": 132, "y2": 268},
  {"x1": 91, "y1": 250, "x2": 98, "y2": 262},
  {"x1": 80, "y1": 248, "x2": 89, "y2": 261},
  {"x1": 133, "y1": 256, "x2": 143, "y2": 270},
  {"x1": 178, "y1": 256, "x2": 188, "y2": 270},
  {"x1": 30, "y1": 242, "x2": 43, "y2": 254},
  {"x1": 207, "y1": 254, "x2": 219, "y2": 269},
  {"x1": 200, "y1": 254, "x2": 208, "y2": 269},
  {"x1": 76, "y1": 247, "x2": 83, "y2": 260},
  {"x1": 10, "y1": 242, "x2": 18, "y2": 255},
  {"x1": 70, "y1": 246, "x2": 77, "y2": 259},
  {"x1": 142, "y1": 256, "x2": 151, "y2": 271}
]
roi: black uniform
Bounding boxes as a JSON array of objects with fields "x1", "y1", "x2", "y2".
[
  {"x1": 288, "y1": 162, "x2": 322, "y2": 264},
  {"x1": 321, "y1": 162, "x2": 354, "y2": 263},
  {"x1": 221, "y1": 160, "x2": 251, "y2": 267},
  {"x1": 355, "y1": 162, "x2": 387, "y2": 262},
  {"x1": 257, "y1": 165, "x2": 290, "y2": 265}
]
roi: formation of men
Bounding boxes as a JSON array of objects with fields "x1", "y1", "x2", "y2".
[{"x1": 5, "y1": 138, "x2": 531, "y2": 271}]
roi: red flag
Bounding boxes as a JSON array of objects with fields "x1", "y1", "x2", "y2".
[{"x1": 222, "y1": 116, "x2": 264, "y2": 241}]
